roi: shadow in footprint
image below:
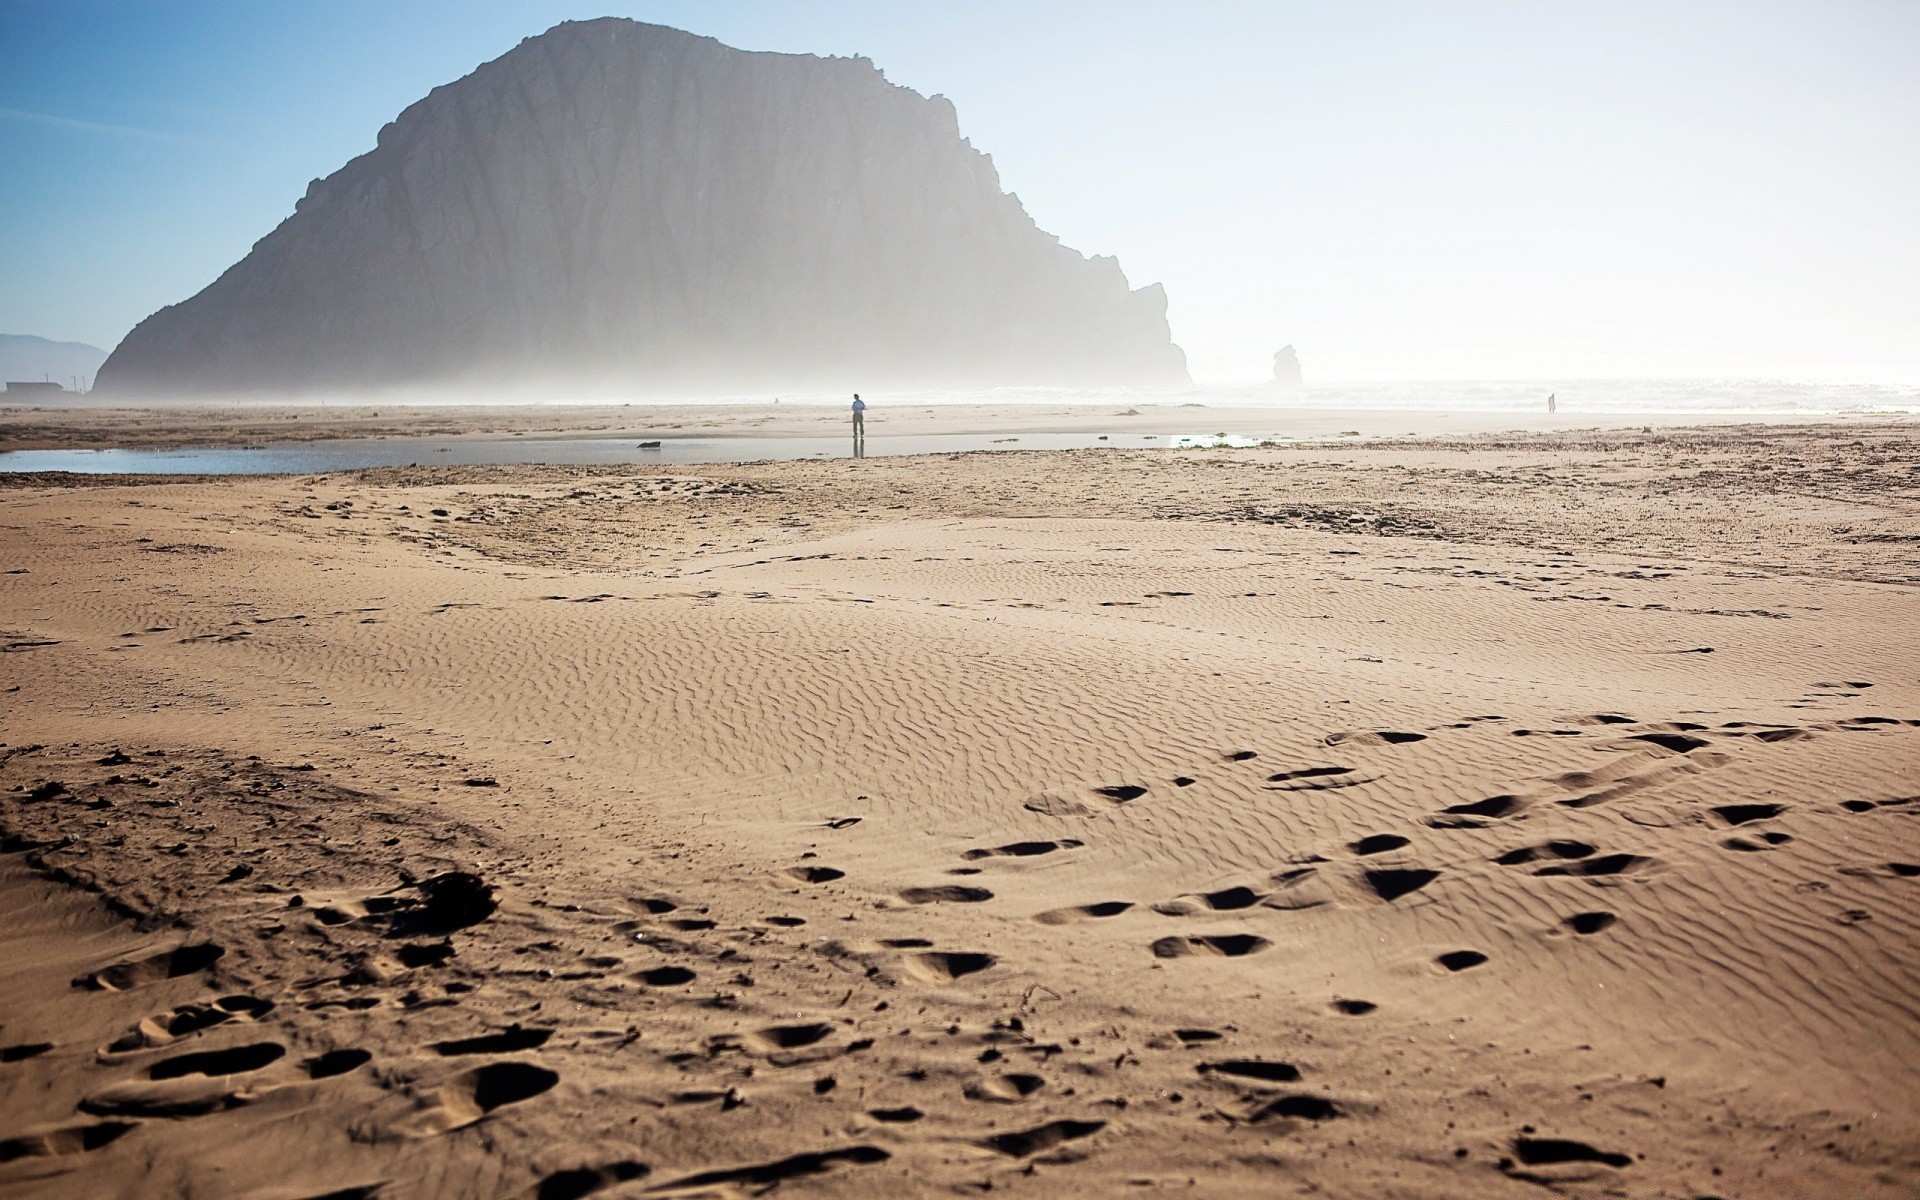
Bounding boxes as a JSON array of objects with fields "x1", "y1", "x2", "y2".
[
  {"x1": 1, "y1": 1042, "x2": 52, "y2": 1062},
  {"x1": 1628, "y1": 732, "x2": 1708, "y2": 754},
  {"x1": 746, "y1": 1024, "x2": 834, "y2": 1052},
  {"x1": 1199, "y1": 1060, "x2": 1299, "y2": 1084},
  {"x1": 638, "y1": 966, "x2": 696, "y2": 987},
  {"x1": 1509, "y1": 1136, "x2": 1631, "y2": 1169},
  {"x1": 650, "y1": 1146, "x2": 889, "y2": 1191},
  {"x1": 1496, "y1": 840, "x2": 1594, "y2": 866},
  {"x1": 107, "y1": 994, "x2": 274, "y2": 1052},
  {"x1": 1151, "y1": 934, "x2": 1270, "y2": 959},
  {"x1": 1328, "y1": 731, "x2": 1427, "y2": 747},
  {"x1": 1712, "y1": 803, "x2": 1785, "y2": 826},
  {"x1": 1429, "y1": 795, "x2": 1525, "y2": 828},
  {"x1": 966, "y1": 1073, "x2": 1045, "y2": 1103},
  {"x1": 147, "y1": 1042, "x2": 285, "y2": 1080},
  {"x1": 1266, "y1": 766, "x2": 1367, "y2": 791},
  {"x1": 1535, "y1": 853, "x2": 1650, "y2": 878},
  {"x1": 0, "y1": 1121, "x2": 136, "y2": 1164},
  {"x1": 982, "y1": 1119, "x2": 1105, "y2": 1157},
  {"x1": 305, "y1": 1048, "x2": 372, "y2": 1079},
  {"x1": 963, "y1": 840, "x2": 1082, "y2": 861},
  {"x1": 1350, "y1": 834, "x2": 1410, "y2": 856},
  {"x1": 432, "y1": 1026, "x2": 552, "y2": 1056},
  {"x1": 75, "y1": 943, "x2": 225, "y2": 992},
  {"x1": 1362, "y1": 868, "x2": 1438, "y2": 902},
  {"x1": 1198, "y1": 886, "x2": 1267, "y2": 910},
  {"x1": 1033, "y1": 901, "x2": 1132, "y2": 925},
  {"x1": 533, "y1": 1160, "x2": 650, "y2": 1200},
  {"x1": 1437, "y1": 950, "x2": 1487, "y2": 972},
  {"x1": 899, "y1": 886, "x2": 993, "y2": 904},
  {"x1": 1565, "y1": 912, "x2": 1616, "y2": 935},
  {"x1": 1331, "y1": 999, "x2": 1376, "y2": 1015},
  {"x1": 785, "y1": 866, "x2": 845, "y2": 884},
  {"x1": 1249, "y1": 1094, "x2": 1341, "y2": 1122},
  {"x1": 903, "y1": 952, "x2": 996, "y2": 982}
]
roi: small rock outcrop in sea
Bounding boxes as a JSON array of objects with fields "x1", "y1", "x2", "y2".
[
  {"x1": 1271, "y1": 345, "x2": 1303, "y2": 390},
  {"x1": 96, "y1": 19, "x2": 1189, "y2": 398}
]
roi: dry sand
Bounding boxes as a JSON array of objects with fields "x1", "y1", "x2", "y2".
[{"x1": 1, "y1": 422, "x2": 1916, "y2": 1198}]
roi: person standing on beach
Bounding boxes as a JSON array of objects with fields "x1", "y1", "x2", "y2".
[
  {"x1": 851, "y1": 393, "x2": 866, "y2": 458},
  {"x1": 1548, "y1": 392, "x2": 1557, "y2": 414}
]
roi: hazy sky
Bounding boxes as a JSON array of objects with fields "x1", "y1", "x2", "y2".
[{"x1": 2, "y1": 0, "x2": 1915, "y2": 384}]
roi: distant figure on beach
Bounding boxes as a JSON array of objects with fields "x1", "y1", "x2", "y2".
[
  {"x1": 1548, "y1": 392, "x2": 1556, "y2": 414},
  {"x1": 851, "y1": 393, "x2": 866, "y2": 458}
]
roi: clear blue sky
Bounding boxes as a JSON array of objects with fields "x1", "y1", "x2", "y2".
[{"x1": 3, "y1": 0, "x2": 1916, "y2": 383}]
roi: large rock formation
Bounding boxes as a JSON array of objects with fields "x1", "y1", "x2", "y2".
[
  {"x1": 98, "y1": 19, "x2": 1188, "y2": 397},
  {"x1": 1270, "y1": 345, "x2": 1303, "y2": 390}
]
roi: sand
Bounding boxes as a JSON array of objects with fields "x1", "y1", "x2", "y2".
[
  {"x1": 1, "y1": 421, "x2": 1916, "y2": 1198},
  {"x1": 0, "y1": 398, "x2": 1899, "y2": 452}
]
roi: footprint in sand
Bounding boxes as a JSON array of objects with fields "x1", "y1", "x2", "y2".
[
  {"x1": 1428, "y1": 794, "x2": 1527, "y2": 828},
  {"x1": 431, "y1": 1026, "x2": 553, "y2": 1055},
  {"x1": 1032, "y1": 901, "x2": 1132, "y2": 924},
  {"x1": 1349, "y1": 833, "x2": 1410, "y2": 856},
  {"x1": 0, "y1": 1121, "x2": 136, "y2": 1164},
  {"x1": 898, "y1": 885, "x2": 993, "y2": 904},
  {"x1": 647, "y1": 1146, "x2": 889, "y2": 1192},
  {"x1": 1197, "y1": 1059, "x2": 1300, "y2": 1084},
  {"x1": 1436, "y1": 950, "x2": 1487, "y2": 972},
  {"x1": 146, "y1": 1041, "x2": 286, "y2": 1079},
  {"x1": 104, "y1": 994, "x2": 274, "y2": 1053},
  {"x1": 1360, "y1": 867, "x2": 1439, "y2": 902},
  {"x1": 529, "y1": 1161, "x2": 650, "y2": 1198},
  {"x1": 73, "y1": 943, "x2": 225, "y2": 992},
  {"x1": 1326, "y1": 730, "x2": 1427, "y2": 748},
  {"x1": 1156, "y1": 886, "x2": 1268, "y2": 915},
  {"x1": 1564, "y1": 911, "x2": 1617, "y2": 935},
  {"x1": 1245, "y1": 1094, "x2": 1342, "y2": 1123},
  {"x1": 965, "y1": 1072, "x2": 1046, "y2": 1103},
  {"x1": 962, "y1": 839, "x2": 1082, "y2": 861},
  {"x1": 1505, "y1": 1135, "x2": 1632, "y2": 1171},
  {"x1": 1624, "y1": 731, "x2": 1711, "y2": 754},
  {"x1": 900, "y1": 951, "x2": 996, "y2": 983},
  {"x1": 1026, "y1": 786, "x2": 1145, "y2": 815},
  {"x1": 1, "y1": 1042, "x2": 53, "y2": 1062},
  {"x1": 981, "y1": 1119, "x2": 1105, "y2": 1157},
  {"x1": 305, "y1": 1048, "x2": 372, "y2": 1078},
  {"x1": 1151, "y1": 934, "x2": 1270, "y2": 959},
  {"x1": 1722, "y1": 832, "x2": 1793, "y2": 851},
  {"x1": 785, "y1": 865, "x2": 845, "y2": 883},
  {"x1": 390, "y1": 1061, "x2": 559, "y2": 1138},
  {"x1": 312, "y1": 872, "x2": 497, "y2": 935},
  {"x1": 1533, "y1": 853, "x2": 1654, "y2": 878},
  {"x1": 1496, "y1": 840, "x2": 1596, "y2": 866},
  {"x1": 1265, "y1": 765, "x2": 1373, "y2": 791},
  {"x1": 637, "y1": 965, "x2": 696, "y2": 986},
  {"x1": 81, "y1": 1042, "x2": 290, "y2": 1118}
]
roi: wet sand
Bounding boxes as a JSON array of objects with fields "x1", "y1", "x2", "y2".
[
  {"x1": 1, "y1": 399, "x2": 1903, "y2": 453},
  {"x1": 1, "y1": 422, "x2": 1916, "y2": 1198}
]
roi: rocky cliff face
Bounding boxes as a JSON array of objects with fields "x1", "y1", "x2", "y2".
[{"x1": 98, "y1": 20, "x2": 1188, "y2": 397}]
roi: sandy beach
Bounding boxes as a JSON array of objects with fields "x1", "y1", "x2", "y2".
[
  {"x1": 3, "y1": 399, "x2": 1904, "y2": 454},
  {"x1": 2, "y1": 421, "x2": 1917, "y2": 1198}
]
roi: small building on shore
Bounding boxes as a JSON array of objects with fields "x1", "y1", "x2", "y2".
[{"x1": 4, "y1": 381, "x2": 70, "y2": 398}]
